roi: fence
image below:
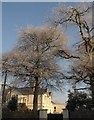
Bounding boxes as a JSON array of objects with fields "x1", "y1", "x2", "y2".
[
  {"x1": 69, "y1": 110, "x2": 94, "y2": 119},
  {"x1": 1, "y1": 108, "x2": 94, "y2": 120},
  {"x1": 63, "y1": 109, "x2": 94, "y2": 120},
  {"x1": 3, "y1": 111, "x2": 37, "y2": 118},
  {"x1": 2, "y1": 109, "x2": 47, "y2": 120}
]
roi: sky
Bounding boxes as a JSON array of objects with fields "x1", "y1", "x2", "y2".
[
  {"x1": 2, "y1": 1, "x2": 92, "y2": 53},
  {"x1": 2, "y1": 2, "x2": 69, "y2": 103},
  {"x1": 0, "y1": 2, "x2": 2, "y2": 54},
  {"x1": 1, "y1": 0, "x2": 94, "y2": 2},
  {"x1": 1, "y1": 1, "x2": 92, "y2": 103},
  {"x1": 2, "y1": 2, "x2": 59, "y2": 53}
]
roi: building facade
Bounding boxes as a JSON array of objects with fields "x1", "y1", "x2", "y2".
[{"x1": 6, "y1": 87, "x2": 65, "y2": 113}]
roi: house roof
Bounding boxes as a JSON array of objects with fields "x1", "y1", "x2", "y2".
[
  {"x1": 12, "y1": 87, "x2": 47, "y2": 95},
  {"x1": 51, "y1": 101, "x2": 65, "y2": 106}
]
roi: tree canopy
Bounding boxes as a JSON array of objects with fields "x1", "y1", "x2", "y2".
[
  {"x1": 66, "y1": 90, "x2": 92, "y2": 111},
  {"x1": 2, "y1": 25, "x2": 69, "y2": 112}
]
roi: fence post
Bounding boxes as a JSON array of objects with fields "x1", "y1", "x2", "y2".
[
  {"x1": 39, "y1": 109, "x2": 47, "y2": 120},
  {"x1": 0, "y1": 96, "x2": 2, "y2": 120},
  {"x1": 63, "y1": 108, "x2": 69, "y2": 120}
]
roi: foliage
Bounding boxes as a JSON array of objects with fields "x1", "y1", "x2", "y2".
[
  {"x1": 66, "y1": 91, "x2": 92, "y2": 111},
  {"x1": 7, "y1": 96, "x2": 18, "y2": 111}
]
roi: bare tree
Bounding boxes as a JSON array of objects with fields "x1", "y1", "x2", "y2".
[
  {"x1": 2, "y1": 25, "x2": 68, "y2": 113},
  {"x1": 53, "y1": 4, "x2": 94, "y2": 107}
]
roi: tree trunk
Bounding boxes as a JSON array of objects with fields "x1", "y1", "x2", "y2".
[
  {"x1": 33, "y1": 53, "x2": 40, "y2": 117},
  {"x1": 90, "y1": 77, "x2": 94, "y2": 108},
  {"x1": 2, "y1": 70, "x2": 7, "y2": 104},
  {"x1": 33, "y1": 77, "x2": 39, "y2": 113}
]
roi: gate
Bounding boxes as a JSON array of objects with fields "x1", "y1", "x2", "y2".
[{"x1": 48, "y1": 114, "x2": 63, "y2": 120}]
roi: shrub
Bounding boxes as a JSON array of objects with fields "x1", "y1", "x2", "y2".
[{"x1": 7, "y1": 96, "x2": 18, "y2": 111}]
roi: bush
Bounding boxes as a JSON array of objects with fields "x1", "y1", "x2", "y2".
[
  {"x1": 7, "y1": 96, "x2": 18, "y2": 111},
  {"x1": 66, "y1": 91, "x2": 92, "y2": 111}
]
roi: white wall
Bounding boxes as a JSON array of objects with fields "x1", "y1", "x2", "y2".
[
  {"x1": 42, "y1": 93, "x2": 54, "y2": 113},
  {"x1": 53, "y1": 104, "x2": 65, "y2": 113},
  {"x1": 8, "y1": 90, "x2": 65, "y2": 114}
]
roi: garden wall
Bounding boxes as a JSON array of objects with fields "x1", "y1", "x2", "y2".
[
  {"x1": 69, "y1": 110, "x2": 94, "y2": 119},
  {"x1": 2, "y1": 110, "x2": 39, "y2": 119}
]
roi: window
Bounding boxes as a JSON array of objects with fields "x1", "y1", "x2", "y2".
[
  {"x1": 23, "y1": 98, "x2": 25, "y2": 103},
  {"x1": 54, "y1": 107, "x2": 56, "y2": 112},
  {"x1": 27, "y1": 96, "x2": 29, "y2": 102}
]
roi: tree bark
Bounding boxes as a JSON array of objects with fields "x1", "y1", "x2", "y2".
[
  {"x1": 90, "y1": 77, "x2": 94, "y2": 108},
  {"x1": 33, "y1": 77, "x2": 39, "y2": 113},
  {"x1": 33, "y1": 50, "x2": 40, "y2": 117},
  {"x1": 2, "y1": 70, "x2": 7, "y2": 105}
]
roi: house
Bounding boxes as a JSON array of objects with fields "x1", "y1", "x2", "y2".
[
  {"x1": 5, "y1": 87, "x2": 65, "y2": 113},
  {"x1": 52, "y1": 101, "x2": 65, "y2": 114}
]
